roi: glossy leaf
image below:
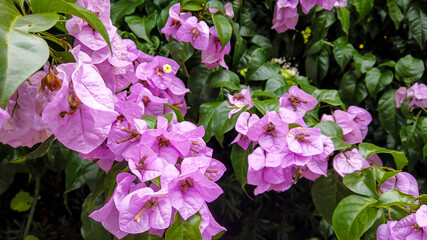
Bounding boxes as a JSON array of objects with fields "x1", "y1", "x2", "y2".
[
  {"x1": 333, "y1": 38, "x2": 355, "y2": 71},
  {"x1": 377, "y1": 89, "x2": 403, "y2": 140},
  {"x1": 343, "y1": 169, "x2": 379, "y2": 198},
  {"x1": 312, "y1": 89, "x2": 345, "y2": 108},
  {"x1": 406, "y1": 3, "x2": 427, "y2": 49},
  {"x1": 15, "y1": 12, "x2": 60, "y2": 32},
  {"x1": 353, "y1": 53, "x2": 376, "y2": 76},
  {"x1": 165, "y1": 212, "x2": 203, "y2": 240},
  {"x1": 371, "y1": 165, "x2": 400, "y2": 184},
  {"x1": 400, "y1": 114, "x2": 423, "y2": 148},
  {"x1": 332, "y1": 195, "x2": 378, "y2": 240},
  {"x1": 358, "y1": 142, "x2": 408, "y2": 170},
  {"x1": 395, "y1": 54, "x2": 425, "y2": 83},
  {"x1": 212, "y1": 13, "x2": 232, "y2": 51},
  {"x1": 209, "y1": 70, "x2": 241, "y2": 91},
  {"x1": 265, "y1": 74, "x2": 289, "y2": 97},
  {"x1": 168, "y1": 39, "x2": 194, "y2": 72},
  {"x1": 311, "y1": 170, "x2": 352, "y2": 224},
  {"x1": 314, "y1": 121, "x2": 344, "y2": 139},
  {"x1": 111, "y1": 0, "x2": 145, "y2": 26},
  {"x1": 375, "y1": 189, "x2": 415, "y2": 208},
  {"x1": 230, "y1": 143, "x2": 253, "y2": 188},
  {"x1": 336, "y1": 7, "x2": 350, "y2": 35},
  {"x1": 387, "y1": 0, "x2": 404, "y2": 29},
  {"x1": 365, "y1": 68, "x2": 393, "y2": 99},
  {"x1": 125, "y1": 11, "x2": 157, "y2": 44},
  {"x1": 198, "y1": 101, "x2": 231, "y2": 144},
  {"x1": 305, "y1": 43, "x2": 330, "y2": 84},
  {"x1": 352, "y1": 0, "x2": 374, "y2": 20},
  {"x1": 164, "y1": 104, "x2": 185, "y2": 122},
  {"x1": 10, "y1": 135, "x2": 56, "y2": 164},
  {"x1": 339, "y1": 71, "x2": 367, "y2": 105}
]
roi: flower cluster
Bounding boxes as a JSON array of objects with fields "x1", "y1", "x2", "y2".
[
  {"x1": 377, "y1": 172, "x2": 427, "y2": 239},
  {"x1": 0, "y1": 0, "x2": 227, "y2": 239},
  {"x1": 272, "y1": 0, "x2": 347, "y2": 33},
  {"x1": 232, "y1": 85, "x2": 335, "y2": 195},
  {"x1": 396, "y1": 83, "x2": 427, "y2": 109},
  {"x1": 161, "y1": 3, "x2": 232, "y2": 70}
]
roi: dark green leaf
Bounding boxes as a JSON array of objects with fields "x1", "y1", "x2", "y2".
[
  {"x1": 395, "y1": 54, "x2": 425, "y2": 83},
  {"x1": 125, "y1": 11, "x2": 158, "y2": 44},
  {"x1": 10, "y1": 191, "x2": 33, "y2": 212},
  {"x1": 387, "y1": 0, "x2": 404, "y2": 29},
  {"x1": 378, "y1": 60, "x2": 396, "y2": 68},
  {"x1": 252, "y1": 98, "x2": 280, "y2": 115},
  {"x1": 343, "y1": 168, "x2": 379, "y2": 198},
  {"x1": 311, "y1": 170, "x2": 352, "y2": 224},
  {"x1": 332, "y1": 195, "x2": 379, "y2": 240},
  {"x1": 247, "y1": 62, "x2": 280, "y2": 81},
  {"x1": 10, "y1": 135, "x2": 56, "y2": 164},
  {"x1": 312, "y1": 89, "x2": 345, "y2": 108},
  {"x1": 141, "y1": 115, "x2": 157, "y2": 129},
  {"x1": 371, "y1": 165, "x2": 400, "y2": 184},
  {"x1": 111, "y1": 0, "x2": 145, "y2": 26},
  {"x1": 0, "y1": 156, "x2": 16, "y2": 195},
  {"x1": 331, "y1": 137, "x2": 352, "y2": 150},
  {"x1": 164, "y1": 104, "x2": 185, "y2": 122},
  {"x1": 212, "y1": 13, "x2": 232, "y2": 51},
  {"x1": 186, "y1": 65, "x2": 213, "y2": 119},
  {"x1": 181, "y1": 0, "x2": 204, "y2": 11},
  {"x1": 406, "y1": 3, "x2": 427, "y2": 49},
  {"x1": 314, "y1": 121, "x2": 344, "y2": 139},
  {"x1": 400, "y1": 114, "x2": 423, "y2": 148},
  {"x1": 209, "y1": 70, "x2": 241, "y2": 91},
  {"x1": 230, "y1": 143, "x2": 253, "y2": 188},
  {"x1": 339, "y1": 71, "x2": 368, "y2": 105},
  {"x1": 377, "y1": 90, "x2": 404, "y2": 140},
  {"x1": 81, "y1": 193, "x2": 112, "y2": 240},
  {"x1": 165, "y1": 212, "x2": 202, "y2": 240},
  {"x1": 198, "y1": 101, "x2": 231, "y2": 144},
  {"x1": 305, "y1": 43, "x2": 330, "y2": 84},
  {"x1": 353, "y1": 53, "x2": 376, "y2": 76},
  {"x1": 365, "y1": 68, "x2": 393, "y2": 99},
  {"x1": 333, "y1": 38, "x2": 355, "y2": 71},
  {"x1": 336, "y1": 7, "x2": 350, "y2": 35},
  {"x1": 422, "y1": 117, "x2": 427, "y2": 142},
  {"x1": 206, "y1": 0, "x2": 225, "y2": 13},
  {"x1": 265, "y1": 74, "x2": 289, "y2": 96},
  {"x1": 251, "y1": 35, "x2": 272, "y2": 59},
  {"x1": 168, "y1": 39, "x2": 194, "y2": 72},
  {"x1": 358, "y1": 142, "x2": 408, "y2": 170},
  {"x1": 352, "y1": 0, "x2": 374, "y2": 20},
  {"x1": 64, "y1": 148, "x2": 98, "y2": 195},
  {"x1": 375, "y1": 189, "x2": 415, "y2": 208}
]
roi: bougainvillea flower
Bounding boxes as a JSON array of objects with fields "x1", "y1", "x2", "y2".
[
  {"x1": 286, "y1": 127, "x2": 324, "y2": 156},
  {"x1": 199, "y1": 202, "x2": 226, "y2": 240},
  {"x1": 163, "y1": 158, "x2": 223, "y2": 220},
  {"x1": 128, "y1": 83, "x2": 168, "y2": 116},
  {"x1": 388, "y1": 214, "x2": 427, "y2": 239},
  {"x1": 42, "y1": 47, "x2": 118, "y2": 154},
  {"x1": 176, "y1": 16, "x2": 210, "y2": 50},
  {"x1": 381, "y1": 172, "x2": 419, "y2": 197},
  {"x1": 227, "y1": 86, "x2": 253, "y2": 118},
  {"x1": 416, "y1": 205, "x2": 427, "y2": 234},
  {"x1": 334, "y1": 0, "x2": 348, "y2": 7},
  {"x1": 277, "y1": 0, "x2": 299, "y2": 9},
  {"x1": 408, "y1": 83, "x2": 427, "y2": 108},
  {"x1": 347, "y1": 106, "x2": 372, "y2": 140},
  {"x1": 395, "y1": 87, "x2": 407, "y2": 108},
  {"x1": 366, "y1": 154, "x2": 383, "y2": 167},
  {"x1": 90, "y1": 173, "x2": 136, "y2": 239},
  {"x1": 231, "y1": 112, "x2": 260, "y2": 150},
  {"x1": 316, "y1": 0, "x2": 337, "y2": 10},
  {"x1": 122, "y1": 144, "x2": 166, "y2": 182},
  {"x1": 271, "y1": 5, "x2": 299, "y2": 33},
  {"x1": 161, "y1": 3, "x2": 192, "y2": 40},
  {"x1": 377, "y1": 221, "x2": 398, "y2": 240},
  {"x1": 201, "y1": 26, "x2": 231, "y2": 70},
  {"x1": 0, "y1": 108, "x2": 9, "y2": 128},
  {"x1": 107, "y1": 119, "x2": 147, "y2": 160},
  {"x1": 224, "y1": 2, "x2": 234, "y2": 18},
  {"x1": 118, "y1": 187, "x2": 172, "y2": 233},
  {"x1": 247, "y1": 111, "x2": 289, "y2": 152},
  {"x1": 333, "y1": 148, "x2": 369, "y2": 177},
  {"x1": 329, "y1": 110, "x2": 364, "y2": 144},
  {"x1": 79, "y1": 142, "x2": 116, "y2": 172},
  {"x1": 279, "y1": 85, "x2": 318, "y2": 116},
  {"x1": 299, "y1": 0, "x2": 317, "y2": 14}
]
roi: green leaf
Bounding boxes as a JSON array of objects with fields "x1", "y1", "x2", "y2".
[
  {"x1": 387, "y1": 0, "x2": 404, "y2": 29},
  {"x1": 400, "y1": 114, "x2": 423, "y2": 148},
  {"x1": 358, "y1": 142, "x2": 408, "y2": 170},
  {"x1": 352, "y1": 0, "x2": 374, "y2": 20},
  {"x1": 168, "y1": 39, "x2": 194, "y2": 72},
  {"x1": 314, "y1": 121, "x2": 344, "y2": 139},
  {"x1": 375, "y1": 189, "x2": 415, "y2": 208},
  {"x1": 0, "y1": 1, "x2": 50, "y2": 108},
  {"x1": 246, "y1": 48, "x2": 279, "y2": 81},
  {"x1": 339, "y1": 71, "x2": 368, "y2": 105},
  {"x1": 424, "y1": 144, "x2": 427, "y2": 161},
  {"x1": 422, "y1": 117, "x2": 427, "y2": 142},
  {"x1": 212, "y1": 13, "x2": 232, "y2": 51},
  {"x1": 198, "y1": 101, "x2": 231, "y2": 144},
  {"x1": 312, "y1": 89, "x2": 345, "y2": 108},
  {"x1": 377, "y1": 89, "x2": 403, "y2": 140},
  {"x1": 332, "y1": 195, "x2": 379, "y2": 240},
  {"x1": 251, "y1": 35, "x2": 273, "y2": 59},
  {"x1": 186, "y1": 65, "x2": 213, "y2": 119},
  {"x1": 209, "y1": 70, "x2": 241, "y2": 91},
  {"x1": 230, "y1": 143, "x2": 253, "y2": 188},
  {"x1": 141, "y1": 115, "x2": 158, "y2": 129},
  {"x1": 378, "y1": 60, "x2": 396, "y2": 68},
  {"x1": 111, "y1": 0, "x2": 145, "y2": 26},
  {"x1": 15, "y1": 12, "x2": 60, "y2": 32},
  {"x1": 406, "y1": 2, "x2": 427, "y2": 49},
  {"x1": 206, "y1": 0, "x2": 225, "y2": 13},
  {"x1": 164, "y1": 104, "x2": 185, "y2": 122},
  {"x1": 252, "y1": 98, "x2": 280, "y2": 115},
  {"x1": 181, "y1": 0, "x2": 204, "y2": 11},
  {"x1": 353, "y1": 53, "x2": 376, "y2": 76},
  {"x1": 311, "y1": 170, "x2": 353, "y2": 224},
  {"x1": 371, "y1": 165, "x2": 400, "y2": 184},
  {"x1": 81, "y1": 193, "x2": 111, "y2": 240},
  {"x1": 343, "y1": 169, "x2": 379, "y2": 198},
  {"x1": 395, "y1": 54, "x2": 425, "y2": 83},
  {"x1": 333, "y1": 38, "x2": 355, "y2": 71},
  {"x1": 365, "y1": 68, "x2": 393, "y2": 99},
  {"x1": 31, "y1": 0, "x2": 111, "y2": 51},
  {"x1": 10, "y1": 135, "x2": 56, "y2": 164},
  {"x1": 165, "y1": 212, "x2": 203, "y2": 240},
  {"x1": 305, "y1": 43, "x2": 330, "y2": 84},
  {"x1": 0, "y1": 155, "x2": 16, "y2": 195},
  {"x1": 10, "y1": 191, "x2": 33, "y2": 212},
  {"x1": 336, "y1": 7, "x2": 350, "y2": 35},
  {"x1": 63, "y1": 148, "x2": 98, "y2": 196},
  {"x1": 265, "y1": 74, "x2": 289, "y2": 96},
  {"x1": 295, "y1": 76, "x2": 318, "y2": 94},
  {"x1": 331, "y1": 137, "x2": 352, "y2": 150},
  {"x1": 24, "y1": 235, "x2": 39, "y2": 240},
  {"x1": 126, "y1": 11, "x2": 157, "y2": 44}
]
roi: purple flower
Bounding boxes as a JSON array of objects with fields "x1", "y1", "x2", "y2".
[
  {"x1": 201, "y1": 27, "x2": 231, "y2": 70},
  {"x1": 176, "y1": 16, "x2": 210, "y2": 50},
  {"x1": 163, "y1": 158, "x2": 223, "y2": 220},
  {"x1": 380, "y1": 214, "x2": 427, "y2": 239},
  {"x1": 333, "y1": 148, "x2": 369, "y2": 177},
  {"x1": 0, "y1": 108, "x2": 9, "y2": 128},
  {"x1": 227, "y1": 86, "x2": 253, "y2": 118},
  {"x1": 123, "y1": 144, "x2": 166, "y2": 183},
  {"x1": 395, "y1": 87, "x2": 407, "y2": 108},
  {"x1": 408, "y1": 83, "x2": 427, "y2": 108},
  {"x1": 42, "y1": 47, "x2": 118, "y2": 154},
  {"x1": 231, "y1": 112, "x2": 259, "y2": 150},
  {"x1": 316, "y1": 0, "x2": 337, "y2": 10},
  {"x1": 161, "y1": 3, "x2": 192, "y2": 41},
  {"x1": 334, "y1": 0, "x2": 348, "y2": 7},
  {"x1": 277, "y1": 0, "x2": 299, "y2": 9},
  {"x1": 199, "y1": 202, "x2": 226, "y2": 240},
  {"x1": 286, "y1": 127, "x2": 324, "y2": 156},
  {"x1": 118, "y1": 187, "x2": 172, "y2": 233},
  {"x1": 224, "y1": 3, "x2": 234, "y2": 18},
  {"x1": 322, "y1": 110, "x2": 364, "y2": 144},
  {"x1": 299, "y1": 0, "x2": 317, "y2": 14},
  {"x1": 271, "y1": 5, "x2": 299, "y2": 33},
  {"x1": 416, "y1": 205, "x2": 427, "y2": 232},
  {"x1": 79, "y1": 142, "x2": 116, "y2": 172},
  {"x1": 347, "y1": 106, "x2": 372, "y2": 139},
  {"x1": 366, "y1": 154, "x2": 383, "y2": 167},
  {"x1": 381, "y1": 172, "x2": 419, "y2": 198},
  {"x1": 247, "y1": 111, "x2": 289, "y2": 152},
  {"x1": 127, "y1": 83, "x2": 168, "y2": 116},
  {"x1": 279, "y1": 85, "x2": 318, "y2": 116}
]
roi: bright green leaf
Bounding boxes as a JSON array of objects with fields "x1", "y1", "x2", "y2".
[
  {"x1": 352, "y1": 0, "x2": 374, "y2": 20},
  {"x1": 343, "y1": 168, "x2": 379, "y2": 198},
  {"x1": 336, "y1": 7, "x2": 350, "y2": 35},
  {"x1": 10, "y1": 191, "x2": 33, "y2": 212},
  {"x1": 164, "y1": 104, "x2": 185, "y2": 122},
  {"x1": 312, "y1": 89, "x2": 345, "y2": 108},
  {"x1": 375, "y1": 189, "x2": 415, "y2": 208},
  {"x1": 358, "y1": 142, "x2": 408, "y2": 170},
  {"x1": 165, "y1": 212, "x2": 203, "y2": 240}
]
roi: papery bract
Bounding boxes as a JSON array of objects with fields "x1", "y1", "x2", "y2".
[
  {"x1": 201, "y1": 27, "x2": 231, "y2": 70},
  {"x1": 333, "y1": 148, "x2": 369, "y2": 177}
]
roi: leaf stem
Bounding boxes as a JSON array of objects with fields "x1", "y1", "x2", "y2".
[{"x1": 23, "y1": 177, "x2": 40, "y2": 239}]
